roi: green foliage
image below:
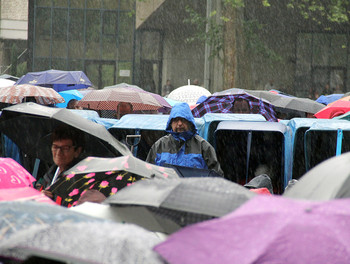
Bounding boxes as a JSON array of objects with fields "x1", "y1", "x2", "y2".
[
  {"x1": 287, "y1": 0, "x2": 350, "y2": 25},
  {"x1": 184, "y1": 5, "x2": 224, "y2": 60}
]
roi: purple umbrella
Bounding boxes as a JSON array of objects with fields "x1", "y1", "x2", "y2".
[
  {"x1": 192, "y1": 88, "x2": 277, "y2": 122},
  {"x1": 16, "y1": 69, "x2": 93, "y2": 92},
  {"x1": 154, "y1": 195, "x2": 350, "y2": 264}
]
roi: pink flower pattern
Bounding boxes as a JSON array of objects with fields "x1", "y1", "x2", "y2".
[{"x1": 69, "y1": 189, "x2": 79, "y2": 197}]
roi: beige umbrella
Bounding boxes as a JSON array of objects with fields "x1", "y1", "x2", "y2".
[
  {"x1": 77, "y1": 87, "x2": 163, "y2": 111},
  {"x1": 0, "y1": 84, "x2": 64, "y2": 105}
]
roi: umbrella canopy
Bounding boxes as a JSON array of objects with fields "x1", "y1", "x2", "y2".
[
  {"x1": 154, "y1": 195, "x2": 350, "y2": 264},
  {"x1": 219, "y1": 88, "x2": 325, "y2": 115},
  {"x1": 315, "y1": 100, "x2": 350, "y2": 119},
  {"x1": 167, "y1": 85, "x2": 212, "y2": 106},
  {"x1": 0, "y1": 158, "x2": 36, "y2": 189},
  {"x1": 105, "y1": 177, "x2": 256, "y2": 234},
  {"x1": 56, "y1": 89, "x2": 84, "y2": 108},
  {"x1": 0, "y1": 103, "x2": 131, "y2": 163},
  {"x1": 0, "y1": 187, "x2": 56, "y2": 204},
  {"x1": 0, "y1": 78, "x2": 15, "y2": 88},
  {"x1": 0, "y1": 201, "x2": 103, "y2": 239},
  {"x1": 104, "y1": 83, "x2": 172, "y2": 112},
  {"x1": 0, "y1": 84, "x2": 64, "y2": 105},
  {"x1": 77, "y1": 87, "x2": 164, "y2": 111},
  {"x1": 316, "y1": 93, "x2": 343, "y2": 105},
  {"x1": 0, "y1": 74, "x2": 19, "y2": 81},
  {"x1": 192, "y1": 88, "x2": 277, "y2": 122},
  {"x1": 49, "y1": 155, "x2": 179, "y2": 207},
  {"x1": 284, "y1": 152, "x2": 350, "y2": 200},
  {"x1": 16, "y1": 69, "x2": 93, "y2": 92},
  {"x1": 0, "y1": 221, "x2": 164, "y2": 264}
]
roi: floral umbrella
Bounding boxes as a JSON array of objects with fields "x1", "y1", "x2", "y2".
[{"x1": 48, "y1": 155, "x2": 179, "y2": 207}]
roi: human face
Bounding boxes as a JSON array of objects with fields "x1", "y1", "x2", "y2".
[
  {"x1": 171, "y1": 117, "x2": 191, "y2": 133},
  {"x1": 51, "y1": 139, "x2": 81, "y2": 171},
  {"x1": 118, "y1": 103, "x2": 133, "y2": 118},
  {"x1": 233, "y1": 100, "x2": 251, "y2": 114}
]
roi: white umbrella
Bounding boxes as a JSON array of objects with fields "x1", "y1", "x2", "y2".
[
  {"x1": 167, "y1": 85, "x2": 211, "y2": 106},
  {"x1": 0, "y1": 78, "x2": 15, "y2": 88}
]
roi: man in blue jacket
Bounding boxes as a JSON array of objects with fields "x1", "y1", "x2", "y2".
[{"x1": 146, "y1": 102, "x2": 223, "y2": 175}]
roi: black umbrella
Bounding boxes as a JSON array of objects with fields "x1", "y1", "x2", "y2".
[
  {"x1": 283, "y1": 152, "x2": 350, "y2": 200},
  {"x1": 0, "y1": 103, "x2": 131, "y2": 163},
  {"x1": 49, "y1": 155, "x2": 179, "y2": 207},
  {"x1": 104, "y1": 177, "x2": 256, "y2": 234}
]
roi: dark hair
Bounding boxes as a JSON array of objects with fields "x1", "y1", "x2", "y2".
[
  {"x1": 67, "y1": 99, "x2": 78, "y2": 109},
  {"x1": 117, "y1": 102, "x2": 133, "y2": 111},
  {"x1": 51, "y1": 125, "x2": 85, "y2": 151}
]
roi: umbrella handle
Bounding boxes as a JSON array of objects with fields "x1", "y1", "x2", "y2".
[{"x1": 126, "y1": 135, "x2": 141, "y2": 156}]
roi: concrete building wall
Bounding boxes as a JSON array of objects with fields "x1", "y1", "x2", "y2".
[
  {"x1": 0, "y1": 0, "x2": 28, "y2": 40},
  {"x1": 0, "y1": 0, "x2": 28, "y2": 74}
]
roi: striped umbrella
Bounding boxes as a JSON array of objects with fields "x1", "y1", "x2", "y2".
[{"x1": 0, "y1": 84, "x2": 64, "y2": 105}]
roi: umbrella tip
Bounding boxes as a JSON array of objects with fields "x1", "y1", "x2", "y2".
[{"x1": 188, "y1": 79, "x2": 190, "y2": 85}]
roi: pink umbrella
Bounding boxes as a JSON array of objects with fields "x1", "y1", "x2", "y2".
[
  {"x1": 0, "y1": 158, "x2": 36, "y2": 189},
  {"x1": 0, "y1": 187, "x2": 56, "y2": 204}
]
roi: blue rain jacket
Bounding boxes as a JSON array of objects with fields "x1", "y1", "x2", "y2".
[{"x1": 146, "y1": 102, "x2": 223, "y2": 175}]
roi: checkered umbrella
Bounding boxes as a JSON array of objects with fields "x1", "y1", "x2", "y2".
[
  {"x1": 192, "y1": 88, "x2": 277, "y2": 122},
  {"x1": 77, "y1": 87, "x2": 163, "y2": 111},
  {"x1": 0, "y1": 84, "x2": 64, "y2": 105}
]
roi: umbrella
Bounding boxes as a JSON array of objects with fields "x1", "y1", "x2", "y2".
[
  {"x1": 56, "y1": 89, "x2": 84, "y2": 108},
  {"x1": 316, "y1": 93, "x2": 343, "y2": 105},
  {"x1": 154, "y1": 195, "x2": 350, "y2": 264},
  {"x1": 315, "y1": 100, "x2": 350, "y2": 119},
  {"x1": 192, "y1": 88, "x2": 277, "y2": 122},
  {"x1": 105, "y1": 177, "x2": 256, "y2": 234},
  {"x1": 0, "y1": 201, "x2": 103, "y2": 240},
  {"x1": 167, "y1": 85, "x2": 212, "y2": 105},
  {"x1": 103, "y1": 83, "x2": 172, "y2": 112},
  {"x1": 0, "y1": 187, "x2": 56, "y2": 204},
  {"x1": 0, "y1": 157, "x2": 36, "y2": 189},
  {"x1": 283, "y1": 152, "x2": 350, "y2": 200},
  {"x1": 0, "y1": 78, "x2": 15, "y2": 88},
  {"x1": 0, "y1": 74, "x2": 19, "y2": 81},
  {"x1": 0, "y1": 103, "x2": 131, "y2": 163},
  {"x1": 0, "y1": 221, "x2": 164, "y2": 264},
  {"x1": 48, "y1": 155, "x2": 179, "y2": 207},
  {"x1": 15, "y1": 69, "x2": 93, "y2": 92},
  {"x1": 77, "y1": 87, "x2": 164, "y2": 111},
  {"x1": 0, "y1": 84, "x2": 64, "y2": 105},
  {"x1": 219, "y1": 88, "x2": 325, "y2": 115}
]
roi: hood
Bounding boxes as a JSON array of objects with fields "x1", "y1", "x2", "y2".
[
  {"x1": 244, "y1": 174, "x2": 274, "y2": 194},
  {"x1": 166, "y1": 102, "x2": 197, "y2": 141}
]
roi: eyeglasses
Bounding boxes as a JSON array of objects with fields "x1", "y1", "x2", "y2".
[{"x1": 51, "y1": 144, "x2": 75, "y2": 152}]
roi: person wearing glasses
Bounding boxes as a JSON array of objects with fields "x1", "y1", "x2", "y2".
[{"x1": 36, "y1": 125, "x2": 84, "y2": 198}]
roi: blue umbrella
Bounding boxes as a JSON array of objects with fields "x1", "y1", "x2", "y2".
[
  {"x1": 316, "y1": 94, "x2": 344, "y2": 105},
  {"x1": 56, "y1": 89, "x2": 84, "y2": 108},
  {"x1": 16, "y1": 69, "x2": 93, "y2": 92}
]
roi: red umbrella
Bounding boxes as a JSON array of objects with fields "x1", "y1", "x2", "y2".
[
  {"x1": 77, "y1": 87, "x2": 164, "y2": 111},
  {"x1": 315, "y1": 100, "x2": 350, "y2": 119},
  {"x1": 0, "y1": 84, "x2": 64, "y2": 105}
]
